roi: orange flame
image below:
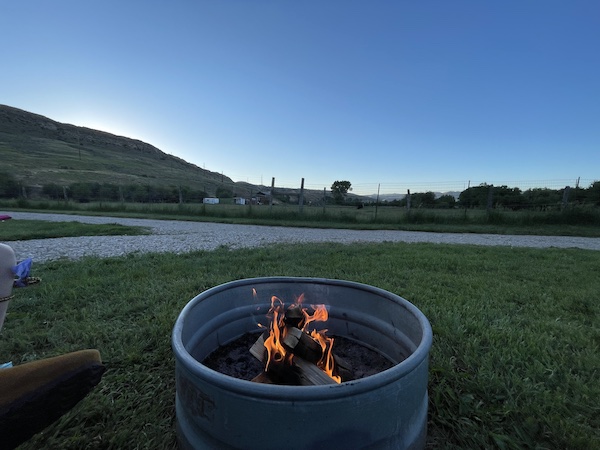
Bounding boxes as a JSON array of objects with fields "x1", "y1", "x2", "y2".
[
  {"x1": 261, "y1": 294, "x2": 340, "y2": 383},
  {"x1": 302, "y1": 304, "x2": 329, "y2": 329},
  {"x1": 311, "y1": 329, "x2": 341, "y2": 383},
  {"x1": 263, "y1": 296, "x2": 288, "y2": 371}
]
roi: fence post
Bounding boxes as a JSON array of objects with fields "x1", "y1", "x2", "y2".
[
  {"x1": 487, "y1": 185, "x2": 494, "y2": 211},
  {"x1": 375, "y1": 183, "x2": 380, "y2": 220},
  {"x1": 463, "y1": 180, "x2": 471, "y2": 219},
  {"x1": 299, "y1": 178, "x2": 305, "y2": 213},
  {"x1": 562, "y1": 186, "x2": 571, "y2": 210},
  {"x1": 270, "y1": 177, "x2": 275, "y2": 213}
]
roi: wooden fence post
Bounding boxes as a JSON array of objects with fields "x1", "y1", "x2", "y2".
[
  {"x1": 562, "y1": 186, "x2": 571, "y2": 210},
  {"x1": 487, "y1": 185, "x2": 494, "y2": 211},
  {"x1": 375, "y1": 183, "x2": 380, "y2": 220},
  {"x1": 270, "y1": 177, "x2": 275, "y2": 213},
  {"x1": 299, "y1": 178, "x2": 305, "y2": 213}
]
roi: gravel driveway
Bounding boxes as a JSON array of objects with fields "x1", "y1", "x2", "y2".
[{"x1": 3, "y1": 211, "x2": 599, "y2": 263}]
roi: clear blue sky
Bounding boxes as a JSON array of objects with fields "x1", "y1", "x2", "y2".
[{"x1": 2, "y1": 1, "x2": 598, "y2": 195}]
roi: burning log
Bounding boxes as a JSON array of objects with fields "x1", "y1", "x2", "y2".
[
  {"x1": 333, "y1": 354, "x2": 353, "y2": 381},
  {"x1": 281, "y1": 326, "x2": 323, "y2": 364},
  {"x1": 249, "y1": 331, "x2": 269, "y2": 362},
  {"x1": 250, "y1": 333, "x2": 336, "y2": 386},
  {"x1": 249, "y1": 303, "x2": 354, "y2": 386},
  {"x1": 283, "y1": 304, "x2": 304, "y2": 328},
  {"x1": 250, "y1": 372, "x2": 275, "y2": 384}
]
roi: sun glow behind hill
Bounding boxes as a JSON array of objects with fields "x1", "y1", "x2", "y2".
[{"x1": 56, "y1": 111, "x2": 148, "y2": 142}]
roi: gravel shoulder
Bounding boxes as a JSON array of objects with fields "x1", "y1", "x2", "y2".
[{"x1": 3, "y1": 211, "x2": 600, "y2": 263}]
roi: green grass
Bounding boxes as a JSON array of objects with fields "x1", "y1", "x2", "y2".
[
  {"x1": 1, "y1": 243, "x2": 598, "y2": 449},
  {"x1": 3, "y1": 199, "x2": 600, "y2": 237},
  {"x1": 0, "y1": 219, "x2": 149, "y2": 241}
]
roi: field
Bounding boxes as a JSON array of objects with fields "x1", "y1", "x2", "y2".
[
  {"x1": 0, "y1": 239, "x2": 598, "y2": 449},
  {"x1": 2, "y1": 198, "x2": 600, "y2": 237}
]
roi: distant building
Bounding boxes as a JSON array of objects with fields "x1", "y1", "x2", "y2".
[
  {"x1": 255, "y1": 190, "x2": 271, "y2": 205},
  {"x1": 234, "y1": 197, "x2": 246, "y2": 205},
  {"x1": 203, "y1": 197, "x2": 219, "y2": 204}
]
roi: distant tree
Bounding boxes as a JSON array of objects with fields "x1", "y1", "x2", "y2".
[
  {"x1": 522, "y1": 188, "x2": 561, "y2": 210},
  {"x1": 186, "y1": 188, "x2": 207, "y2": 203},
  {"x1": 69, "y1": 182, "x2": 94, "y2": 202},
  {"x1": 420, "y1": 192, "x2": 436, "y2": 207},
  {"x1": 331, "y1": 180, "x2": 352, "y2": 204},
  {"x1": 0, "y1": 172, "x2": 21, "y2": 199},
  {"x1": 216, "y1": 186, "x2": 233, "y2": 198},
  {"x1": 404, "y1": 191, "x2": 436, "y2": 208},
  {"x1": 436, "y1": 194, "x2": 456, "y2": 209},
  {"x1": 98, "y1": 183, "x2": 120, "y2": 201},
  {"x1": 42, "y1": 183, "x2": 64, "y2": 200},
  {"x1": 459, "y1": 184, "x2": 526, "y2": 210},
  {"x1": 587, "y1": 181, "x2": 600, "y2": 206},
  {"x1": 177, "y1": 186, "x2": 190, "y2": 203},
  {"x1": 459, "y1": 184, "x2": 492, "y2": 208},
  {"x1": 573, "y1": 184, "x2": 587, "y2": 204},
  {"x1": 124, "y1": 184, "x2": 149, "y2": 202},
  {"x1": 494, "y1": 186, "x2": 524, "y2": 210}
]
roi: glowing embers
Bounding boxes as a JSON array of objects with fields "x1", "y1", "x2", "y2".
[{"x1": 250, "y1": 293, "x2": 352, "y2": 385}]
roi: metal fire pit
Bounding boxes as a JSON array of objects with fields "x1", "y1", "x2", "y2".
[{"x1": 172, "y1": 277, "x2": 432, "y2": 450}]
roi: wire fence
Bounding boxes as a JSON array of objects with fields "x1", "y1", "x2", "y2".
[
  {"x1": 242, "y1": 177, "x2": 597, "y2": 199},
  {"x1": 239, "y1": 176, "x2": 599, "y2": 213}
]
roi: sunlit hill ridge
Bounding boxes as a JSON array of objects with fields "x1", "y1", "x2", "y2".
[{"x1": 0, "y1": 104, "x2": 332, "y2": 203}]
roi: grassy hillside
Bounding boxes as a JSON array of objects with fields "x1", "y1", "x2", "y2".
[{"x1": 0, "y1": 105, "x2": 253, "y2": 198}]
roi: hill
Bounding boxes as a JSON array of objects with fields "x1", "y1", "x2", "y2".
[
  {"x1": 0, "y1": 105, "x2": 369, "y2": 204},
  {"x1": 0, "y1": 104, "x2": 240, "y2": 196}
]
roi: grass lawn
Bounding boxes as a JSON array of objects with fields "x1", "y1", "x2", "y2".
[
  {"x1": 0, "y1": 219, "x2": 149, "y2": 241},
  {"x1": 0, "y1": 242, "x2": 598, "y2": 449}
]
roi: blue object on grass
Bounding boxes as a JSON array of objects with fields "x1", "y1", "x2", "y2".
[{"x1": 12, "y1": 258, "x2": 32, "y2": 288}]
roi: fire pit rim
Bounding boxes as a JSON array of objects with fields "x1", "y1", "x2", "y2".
[{"x1": 172, "y1": 276, "x2": 432, "y2": 401}]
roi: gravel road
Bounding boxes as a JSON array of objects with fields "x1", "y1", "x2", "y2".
[{"x1": 3, "y1": 211, "x2": 599, "y2": 263}]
